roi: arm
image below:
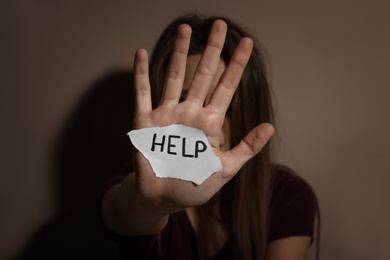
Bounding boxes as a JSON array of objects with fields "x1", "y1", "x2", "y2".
[
  {"x1": 101, "y1": 174, "x2": 169, "y2": 235},
  {"x1": 265, "y1": 236, "x2": 311, "y2": 260},
  {"x1": 102, "y1": 20, "x2": 273, "y2": 236}
]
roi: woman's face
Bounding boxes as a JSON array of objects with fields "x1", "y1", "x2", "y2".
[{"x1": 182, "y1": 54, "x2": 230, "y2": 151}]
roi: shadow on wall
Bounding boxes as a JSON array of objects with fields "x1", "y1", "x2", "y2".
[{"x1": 15, "y1": 71, "x2": 134, "y2": 260}]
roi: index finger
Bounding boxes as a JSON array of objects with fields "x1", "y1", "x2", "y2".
[{"x1": 160, "y1": 24, "x2": 192, "y2": 106}]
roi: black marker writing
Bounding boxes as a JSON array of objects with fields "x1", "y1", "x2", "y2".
[
  {"x1": 182, "y1": 138, "x2": 194, "y2": 158},
  {"x1": 167, "y1": 135, "x2": 180, "y2": 155},
  {"x1": 195, "y1": 140, "x2": 206, "y2": 158},
  {"x1": 151, "y1": 133, "x2": 165, "y2": 152},
  {"x1": 151, "y1": 134, "x2": 207, "y2": 158}
]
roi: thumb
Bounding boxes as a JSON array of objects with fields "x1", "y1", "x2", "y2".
[{"x1": 220, "y1": 123, "x2": 274, "y2": 180}]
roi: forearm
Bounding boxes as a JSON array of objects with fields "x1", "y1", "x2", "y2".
[{"x1": 101, "y1": 174, "x2": 169, "y2": 236}]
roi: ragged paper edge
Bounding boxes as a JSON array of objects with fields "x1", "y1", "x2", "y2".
[{"x1": 128, "y1": 124, "x2": 222, "y2": 185}]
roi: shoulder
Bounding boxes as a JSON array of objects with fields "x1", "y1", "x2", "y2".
[
  {"x1": 268, "y1": 165, "x2": 318, "y2": 243},
  {"x1": 271, "y1": 165, "x2": 316, "y2": 204}
]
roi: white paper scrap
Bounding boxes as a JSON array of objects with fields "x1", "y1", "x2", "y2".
[{"x1": 128, "y1": 124, "x2": 222, "y2": 185}]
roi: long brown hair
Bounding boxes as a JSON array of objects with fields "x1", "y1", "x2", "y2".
[{"x1": 149, "y1": 14, "x2": 274, "y2": 259}]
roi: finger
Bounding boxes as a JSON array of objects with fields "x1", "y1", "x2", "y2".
[
  {"x1": 207, "y1": 37, "x2": 253, "y2": 114},
  {"x1": 134, "y1": 48, "x2": 152, "y2": 116},
  {"x1": 186, "y1": 20, "x2": 227, "y2": 106},
  {"x1": 160, "y1": 24, "x2": 192, "y2": 106},
  {"x1": 220, "y1": 123, "x2": 274, "y2": 180}
]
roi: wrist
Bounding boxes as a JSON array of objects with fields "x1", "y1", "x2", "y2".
[{"x1": 117, "y1": 174, "x2": 169, "y2": 235}]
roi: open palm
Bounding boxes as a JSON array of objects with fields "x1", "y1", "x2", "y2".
[{"x1": 131, "y1": 20, "x2": 274, "y2": 215}]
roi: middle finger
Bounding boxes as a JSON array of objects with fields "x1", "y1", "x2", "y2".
[
  {"x1": 185, "y1": 20, "x2": 227, "y2": 106},
  {"x1": 160, "y1": 24, "x2": 192, "y2": 106}
]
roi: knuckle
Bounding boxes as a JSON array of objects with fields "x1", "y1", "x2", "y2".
[
  {"x1": 166, "y1": 70, "x2": 183, "y2": 81},
  {"x1": 242, "y1": 136, "x2": 257, "y2": 156},
  {"x1": 172, "y1": 48, "x2": 188, "y2": 56},
  {"x1": 231, "y1": 56, "x2": 246, "y2": 69},
  {"x1": 135, "y1": 66, "x2": 148, "y2": 75},
  {"x1": 207, "y1": 41, "x2": 223, "y2": 51},
  {"x1": 219, "y1": 77, "x2": 235, "y2": 90},
  {"x1": 134, "y1": 84, "x2": 149, "y2": 96},
  {"x1": 197, "y1": 64, "x2": 213, "y2": 77}
]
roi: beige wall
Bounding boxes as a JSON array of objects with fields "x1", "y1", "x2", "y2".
[{"x1": 2, "y1": 0, "x2": 390, "y2": 259}]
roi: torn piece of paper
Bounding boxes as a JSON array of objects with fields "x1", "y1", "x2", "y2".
[{"x1": 128, "y1": 124, "x2": 222, "y2": 185}]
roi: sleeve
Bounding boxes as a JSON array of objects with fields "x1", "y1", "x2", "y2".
[{"x1": 268, "y1": 170, "x2": 318, "y2": 243}]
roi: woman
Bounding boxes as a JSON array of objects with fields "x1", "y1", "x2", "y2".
[{"x1": 102, "y1": 14, "x2": 319, "y2": 260}]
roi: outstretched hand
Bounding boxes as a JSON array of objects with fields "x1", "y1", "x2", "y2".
[{"x1": 131, "y1": 20, "x2": 274, "y2": 215}]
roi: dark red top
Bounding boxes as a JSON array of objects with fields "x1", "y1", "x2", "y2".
[{"x1": 104, "y1": 169, "x2": 317, "y2": 259}]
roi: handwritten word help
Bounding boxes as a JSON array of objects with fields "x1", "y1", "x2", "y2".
[
  {"x1": 151, "y1": 134, "x2": 207, "y2": 158},
  {"x1": 128, "y1": 124, "x2": 222, "y2": 185}
]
